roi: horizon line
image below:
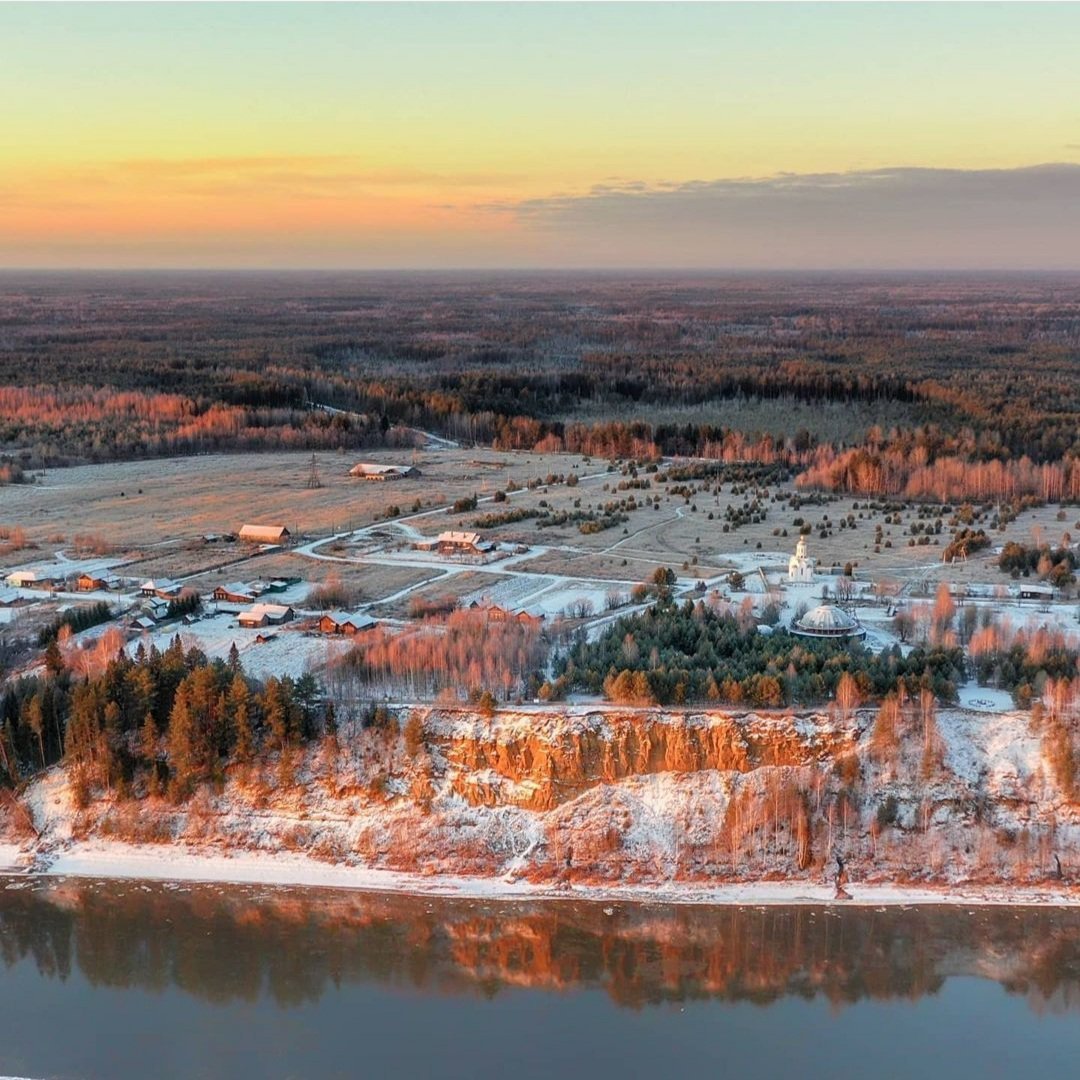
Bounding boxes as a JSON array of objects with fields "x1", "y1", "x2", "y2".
[{"x1": 3, "y1": 265, "x2": 1080, "y2": 276}]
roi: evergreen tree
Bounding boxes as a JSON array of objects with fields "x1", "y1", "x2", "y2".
[
  {"x1": 228, "y1": 675, "x2": 254, "y2": 761},
  {"x1": 26, "y1": 694, "x2": 46, "y2": 768},
  {"x1": 44, "y1": 640, "x2": 65, "y2": 679}
]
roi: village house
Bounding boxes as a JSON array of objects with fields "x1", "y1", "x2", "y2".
[
  {"x1": 140, "y1": 579, "x2": 181, "y2": 600},
  {"x1": 468, "y1": 600, "x2": 545, "y2": 627},
  {"x1": 138, "y1": 597, "x2": 171, "y2": 623},
  {"x1": 213, "y1": 582, "x2": 259, "y2": 604},
  {"x1": 5, "y1": 569, "x2": 59, "y2": 590},
  {"x1": 237, "y1": 603, "x2": 294, "y2": 628},
  {"x1": 77, "y1": 572, "x2": 119, "y2": 592},
  {"x1": 349, "y1": 463, "x2": 421, "y2": 481},
  {"x1": 426, "y1": 530, "x2": 495, "y2": 557},
  {"x1": 318, "y1": 611, "x2": 376, "y2": 635},
  {"x1": 0, "y1": 587, "x2": 26, "y2": 607},
  {"x1": 238, "y1": 524, "x2": 291, "y2": 545}
]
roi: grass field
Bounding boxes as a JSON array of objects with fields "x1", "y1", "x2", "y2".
[{"x1": 2, "y1": 448, "x2": 1077, "y2": 610}]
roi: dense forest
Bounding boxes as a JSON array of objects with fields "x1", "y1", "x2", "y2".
[
  {"x1": 0, "y1": 637, "x2": 331, "y2": 800},
  {"x1": 2, "y1": 272, "x2": 1078, "y2": 502}
]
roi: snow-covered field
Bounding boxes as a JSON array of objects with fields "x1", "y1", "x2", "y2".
[
  {"x1": 464, "y1": 576, "x2": 619, "y2": 618},
  {"x1": 125, "y1": 612, "x2": 344, "y2": 679}
]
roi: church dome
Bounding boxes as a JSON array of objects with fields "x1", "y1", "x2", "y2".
[{"x1": 792, "y1": 604, "x2": 866, "y2": 639}]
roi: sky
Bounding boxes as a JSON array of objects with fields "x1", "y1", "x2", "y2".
[{"x1": 3, "y1": 2, "x2": 1080, "y2": 269}]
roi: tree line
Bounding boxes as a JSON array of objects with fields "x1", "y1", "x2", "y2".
[{"x1": 0, "y1": 637, "x2": 331, "y2": 802}]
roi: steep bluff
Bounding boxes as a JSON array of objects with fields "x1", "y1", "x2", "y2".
[
  {"x1": 12, "y1": 703, "x2": 1080, "y2": 889},
  {"x1": 427, "y1": 708, "x2": 858, "y2": 810}
]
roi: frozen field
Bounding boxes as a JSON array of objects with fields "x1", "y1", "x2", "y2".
[{"x1": 125, "y1": 612, "x2": 344, "y2": 680}]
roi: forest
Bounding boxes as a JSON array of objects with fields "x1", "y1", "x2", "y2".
[
  {"x1": 0, "y1": 637, "x2": 329, "y2": 801},
  {"x1": 2, "y1": 271, "x2": 1078, "y2": 503}
]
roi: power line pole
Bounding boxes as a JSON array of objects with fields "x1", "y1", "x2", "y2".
[{"x1": 306, "y1": 453, "x2": 323, "y2": 490}]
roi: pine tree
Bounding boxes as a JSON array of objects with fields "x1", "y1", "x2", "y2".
[
  {"x1": 227, "y1": 642, "x2": 241, "y2": 674},
  {"x1": 44, "y1": 640, "x2": 65, "y2": 679},
  {"x1": 140, "y1": 712, "x2": 160, "y2": 796},
  {"x1": 139, "y1": 711, "x2": 158, "y2": 761},
  {"x1": 262, "y1": 678, "x2": 289, "y2": 752},
  {"x1": 26, "y1": 694, "x2": 46, "y2": 768},
  {"x1": 166, "y1": 685, "x2": 198, "y2": 799},
  {"x1": 228, "y1": 675, "x2": 254, "y2": 761}
]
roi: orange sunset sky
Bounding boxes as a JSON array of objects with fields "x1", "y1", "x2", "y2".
[{"x1": 3, "y1": 2, "x2": 1080, "y2": 268}]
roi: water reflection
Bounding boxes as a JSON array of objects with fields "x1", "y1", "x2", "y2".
[{"x1": 3, "y1": 877, "x2": 1080, "y2": 1015}]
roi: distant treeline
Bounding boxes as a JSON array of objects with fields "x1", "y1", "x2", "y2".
[{"x1": 2, "y1": 274, "x2": 1077, "y2": 501}]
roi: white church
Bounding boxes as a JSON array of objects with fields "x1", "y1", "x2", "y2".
[{"x1": 788, "y1": 535, "x2": 816, "y2": 584}]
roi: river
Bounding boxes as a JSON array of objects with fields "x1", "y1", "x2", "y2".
[{"x1": 0, "y1": 877, "x2": 1078, "y2": 1078}]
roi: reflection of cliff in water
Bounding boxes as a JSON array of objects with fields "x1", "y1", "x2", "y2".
[{"x1": 3, "y1": 878, "x2": 1080, "y2": 1014}]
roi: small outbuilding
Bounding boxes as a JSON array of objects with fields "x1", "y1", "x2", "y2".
[
  {"x1": 1018, "y1": 582, "x2": 1054, "y2": 601},
  {"x1": 349, "y1": 463, "x2": 420, "y2": 481}
]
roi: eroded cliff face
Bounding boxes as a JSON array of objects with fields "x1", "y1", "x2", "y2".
[
  {"x1": 16, "y1": 704, "x2": 1080, "y2": 888},
  {"x1": 429, "y1": 708, "x2": 858, "y2": 810}
]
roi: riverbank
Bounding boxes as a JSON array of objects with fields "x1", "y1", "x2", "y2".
[
  {"x1": 7, "y1": 703, "x2": 1080, "y2": 907},
  {"x1": 6, "y1": 837, "x2": 1078, "y2": 907}
]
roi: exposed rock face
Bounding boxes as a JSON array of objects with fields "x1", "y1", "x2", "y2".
[
  {"x1": 15, "y1": 703, "x2": 1080, "y2": 889},
  {"x1": 429, "y1": 708, "x2": 857, "y2": 810}
]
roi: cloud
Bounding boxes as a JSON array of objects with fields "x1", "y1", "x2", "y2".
[{"x1": 484, "y1": 164, "x2": 1080, "y2": 268}]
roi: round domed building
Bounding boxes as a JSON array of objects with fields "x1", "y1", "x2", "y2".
[{"x1": 791, "y1": 604, "x2": 866, "y2": 640}]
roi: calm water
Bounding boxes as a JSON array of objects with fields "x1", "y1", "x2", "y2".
[{"x1": 1, "y1": 878, "x2": 1079, "y2": 1079}]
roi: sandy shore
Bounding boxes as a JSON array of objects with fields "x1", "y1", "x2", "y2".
[{"x1": 4, "y1": 839, "x2": 1078, "y2": 907}]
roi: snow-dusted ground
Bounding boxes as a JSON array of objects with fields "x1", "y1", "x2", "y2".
[
  {"x1": 463, "y1": 576, "x2": 620, "y2": 618},
  {"x1": 957, "y1": 684, "x2": 1015, "y2": 713},
  {"x1": 25, "y1": 841, "x2": 1080, "y2": 908},
  {"x1": 125, "y1": 612, "x2": 344, "y2": 679}
]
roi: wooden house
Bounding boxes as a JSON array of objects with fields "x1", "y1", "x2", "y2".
[
  {"x1": 318, "y1": 611, "x2": 376, "y2": 635},
  {"x1": 237, "y1": 603, "x2": 294, "y2": 628}
]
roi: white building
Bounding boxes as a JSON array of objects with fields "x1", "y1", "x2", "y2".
[
  {"x1": 788, "y1": 535, "x2": 815, "y2": 584},
  {"x1": 791, "y1": 604, "x2": 866, "y2": 641}
]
